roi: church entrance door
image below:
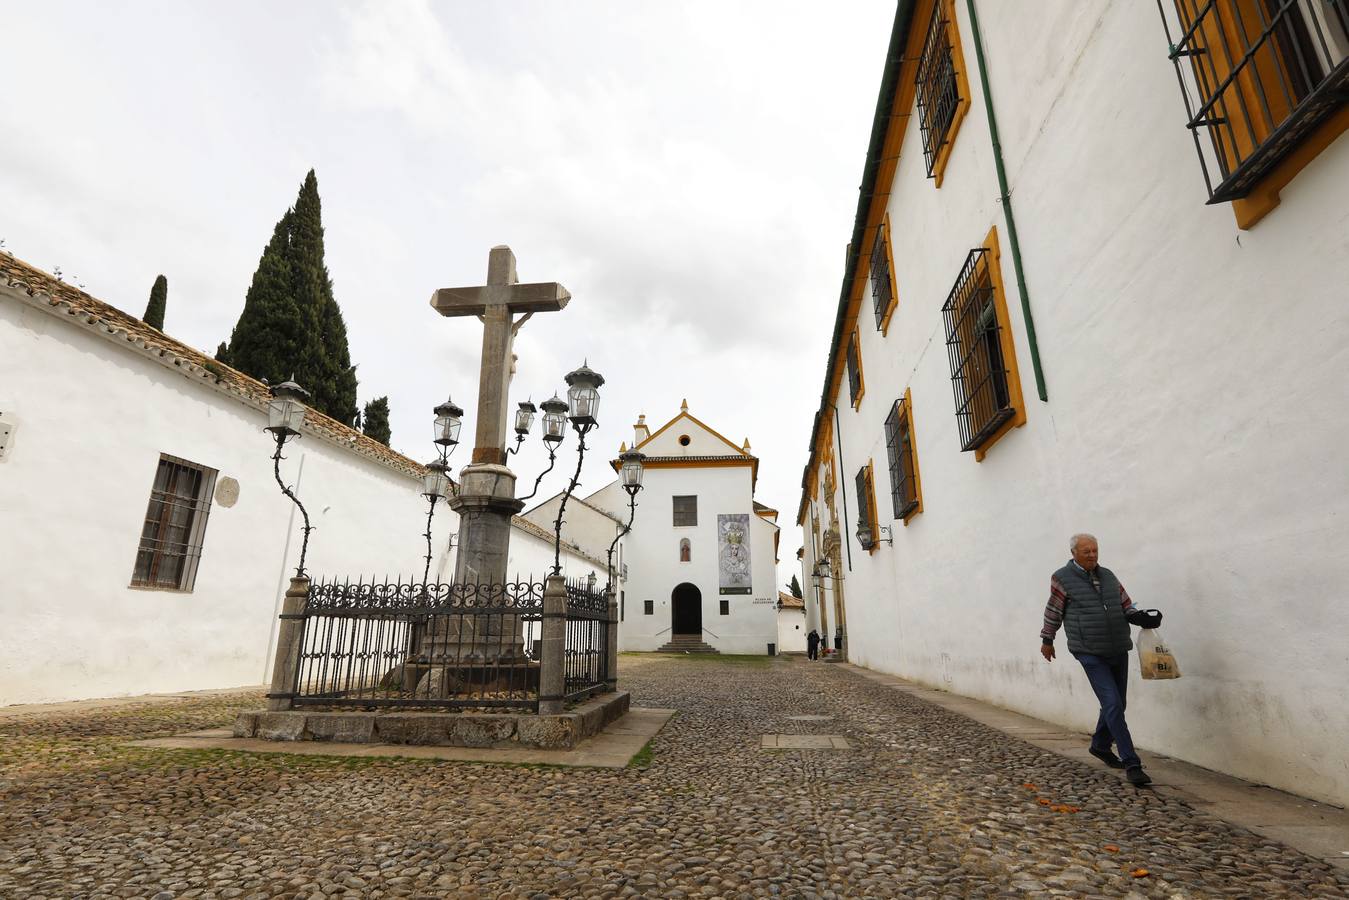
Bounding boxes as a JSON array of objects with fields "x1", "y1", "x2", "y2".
[{"x1": 671, "y1": 583, "x2": 702, "y2": 636}]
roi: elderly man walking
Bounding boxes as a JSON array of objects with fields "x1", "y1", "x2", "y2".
[{"x1": 1040, "y1": 533, "x2": 1160, "y2": 787}]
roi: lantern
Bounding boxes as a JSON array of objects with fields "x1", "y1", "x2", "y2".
[
  {"x1": 540, "y1": 394, "x2": 569, "y2": 443},
  {"x1": 564, "y1": 363, "x2": 605, "y2": 427},
  {"x1": 433, "y1": 397, "x2": 464, "y2": 448},
  {"x1": 620, "y1": 448, "x2": 646, "y2": 491},
  {"x1": 514, "y1": 399, "x2": 537, "y2": 436},
  {"x1": 266, "y1": 379, "x2": 310, "y2": 437},
  {"x1": 422, "y1": 458, "x2": 452, "y2": 501}
]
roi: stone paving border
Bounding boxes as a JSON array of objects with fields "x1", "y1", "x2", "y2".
[
  {"x1": 0, "y1": 685, "x2": 264, "y2": 720},
  {"x1": 124, "y1": 706, "x2": 675, "y2": 768},
  {"x1": 842, "y1": 661, "x2": 1349, "y2": 874}
]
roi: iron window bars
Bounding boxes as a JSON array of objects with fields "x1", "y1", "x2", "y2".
[
  {"x1": 672, "y1": 494, "x2": 698, "y2": 527},
  {"x1": 131, "y1": 455, "x2": 216, "y2": 591},
  {"x1": 884, "y1": 399, "x2": 920, "y2": 520},
  {"x1": 942, "y1": 247, "x2": 1014, "y2": 452},
  {"x1": 1158, "y1": 0, "x2": 1349, "y2": 202},
  {"x1": 854, "y1": 465, "x2": 876, "y2": 551},
  {"x1": 870, "y1": 222, "x2": 895, "y2": 329},
  {"x1": 916, "y1": 0, "x2": 963, "y2": 178},
  {"x1": 846, "y1": 335, "x2": 863, "y2": 406}
]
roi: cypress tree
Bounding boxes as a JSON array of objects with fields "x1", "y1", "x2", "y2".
[
  {"x1": 224, "y1": 170, "x2": 359, "y2": 422},
  {"x1": 142, "y1": 275, "x2": 167, "y2": 330},
  {"x1": 215, "y1": 342, "x2": 230, "y2": 364},
  {"x1": 362, "y1": 397, "x2": 392, "y2": 446},
  {"x1": 788, "y1": 575, "x2": 803, "y2": 599}
]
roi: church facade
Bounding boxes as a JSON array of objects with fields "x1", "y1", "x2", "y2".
[
  {"x1": 530, "y1": 404, "x2": 780, "y2": 655},
  {"x1": 797, "y1": 1, "x2": 1349, "y2": 806}
]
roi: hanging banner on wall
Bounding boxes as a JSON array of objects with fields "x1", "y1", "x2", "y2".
[{"x1": 718, "y1": 513, "x2": 752, "y2": 595}]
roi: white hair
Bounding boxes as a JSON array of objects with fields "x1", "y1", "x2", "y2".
[{"x1": 1070, "y1": 533, "x2": 1098, "y2": 552}]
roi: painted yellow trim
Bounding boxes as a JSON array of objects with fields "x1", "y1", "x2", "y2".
[
  {"x1": 928, "y1": 0, "x2": 972, "y2": 190},
  {"x1": 973, "y1": 224, "x2": 1028, "y2": 462},
  {"x1": 634, "y1": 408, "x2": 748, "y2": 457},
  {"x1": 878, "y1": 213, "x2": 900, "y2": 336},
  {"x1": 1231, "y1": 105, "x2": 1349, "y2": 229},
  {"x1": 863, "y1": 460, "x2": 879, "y2": 556},
  {"x1": 849, "y1": 325, "x2": 867, "y2": 409},
  {"x1": 901, "y1": 387, "x2": 924, "y2": 524}
]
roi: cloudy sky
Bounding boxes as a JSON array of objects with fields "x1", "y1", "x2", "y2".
[{"x1": 2, "y1": 1, "x2": 894, "y2": 589}]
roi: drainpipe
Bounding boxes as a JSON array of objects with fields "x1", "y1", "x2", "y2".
[{"x1": 965, "y1": 0, "x2": 1049, "y2": 402}]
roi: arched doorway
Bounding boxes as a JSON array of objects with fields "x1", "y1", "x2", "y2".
[{"x1": 671, "y1": 583, "x2": 702, "y2": 636}]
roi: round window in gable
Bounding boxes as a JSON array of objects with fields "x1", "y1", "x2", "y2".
[{"x1": 678, "y1": 434, "x2": 691, "y2": 447}]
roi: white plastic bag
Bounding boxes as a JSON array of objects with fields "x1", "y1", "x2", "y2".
[{"x1": 1137, "y1": 628, "x2": 1181, "y2": 680}]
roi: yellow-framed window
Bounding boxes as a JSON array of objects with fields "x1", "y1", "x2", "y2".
[
  {"x1": 869, "y1": 215, "x2": 900, "y2": 334},
  {"x1": 883, "y1": 389, "x2": 924, "y2": 523},
  {"x1": 940, "y1": 225, "x2": 1026, "y2": 461},
  {"x1": 845, "y1": 326, "x2": 866, "y2": 408},
  {"x1": 1158, "y1": 0, "x2": 1349, "y2": 227},
  {"x1": 854, "y1": 461, "x2": 880, "y2": 554},
  {"x1": 914, "y1": 0, "x2": 973, "y2": 188}
]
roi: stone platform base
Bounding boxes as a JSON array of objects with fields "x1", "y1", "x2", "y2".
[{"x1": 233, "y1": 691, "x2": 629, "y2": 751}]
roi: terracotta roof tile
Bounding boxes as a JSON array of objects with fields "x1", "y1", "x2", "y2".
[{"x1": 0, "y1": 253, "x2": 426, "y2": 479}]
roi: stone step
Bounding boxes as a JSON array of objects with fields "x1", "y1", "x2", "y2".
[{"x1": 656, "y1": 636, "x2": 720, "y2": 654}]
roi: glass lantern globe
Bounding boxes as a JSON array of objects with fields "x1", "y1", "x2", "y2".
[
  {"x1": 620, "y1": 448, "x2": 646, "y2": 491},
  {"x1": 540, "y1": 394, "x2": 569, "y2": 443},
  {"x1": 267, "y1": 379, "x2": 310, "y2": 436},
  {"x1": 855, "y1": 517, "x2": 873, "y2": 549},
  {"x1": 514, "y1": 399, "x2": 537, "y2": 436},
  {"x1": 586, "y1": 571, "x2": 598, "y2": 592},
  {"x1": 433, "y1": 397, "x2": 464, "y2": 448},
  {"x1": 422, "y1": 458, "x2": 452, "y2": 501},
  {"x1": 564, "y1": 363, "x2": 605, "y2": 427}
]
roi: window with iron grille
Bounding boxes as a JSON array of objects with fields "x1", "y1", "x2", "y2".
[
  {"x1": 870, "y1": 222, "x2": 895, "y2": 330},
  {"x1": 884, "y1": 398, "x2": 920, "y2": 520},
  {"x1": 854, "y1": 464, "x2": 877, "y2": 551},
  {"x1": 719, "y1": 600, "x2": 730, "y2": 616},
  {"x1": 672, "y1": 495, "x2": 698, "y2": 527},
  {"x1": 916, "y1": 0, "x2": 963, "y2": 178},
  {"x1": 644, "y1": 599, "x2": 654, "y2": 615},
  {"x1": 131, "y1": 454, "x2": 217, "y2": 591},
  {"x1": 942, "y1": 248, "x2": 1015, "y2": 452},
  {"x1": 1158, "y1": 0, "x2": 1349, "y2": 203},
  {"x1": 846, "y1": 333, "x2": 863, "y2": 407}
]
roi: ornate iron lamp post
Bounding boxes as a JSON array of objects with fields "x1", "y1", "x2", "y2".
[
  {"x1": 605, "y1": 448, "x2": 645, "y2": 592},
  {"x1": 421, "y1": 397, "x2": 463, "y2": 586},
  {"x1": 507, "y1": 399, "x2": 537, "y2": 457},
  {"x1": 519, "y1": 394, "x2": 570, "y2": 503},
  {"x1": 265, "y1": 379, "x2": 314, "y2": 578},
  {"x1": 552, "y1": 363, "x2": 605, "y2": 574}
]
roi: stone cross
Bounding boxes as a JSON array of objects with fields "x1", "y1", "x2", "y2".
[{"x1": 431, "y1": 246, "x2": 570, "y2": 466}]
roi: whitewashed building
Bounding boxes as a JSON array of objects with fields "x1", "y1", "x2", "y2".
[
  {"x1": 530, "y1": 403, "x2": 781, "y2": 655},
  {"x1": 798, "y1": 1, "x2": 1349, "y2": 805},
  {"x1": 0, "y1": 254, "x2": 611, "y2": 706},
  {"x1": 776, "y1": 592, "x2": 807, "y2": 655}
]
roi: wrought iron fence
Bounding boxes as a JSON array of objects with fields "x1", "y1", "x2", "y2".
[
  {"x1": 563, "y1": 577, "x2": 610, "y2": 701},
  {"x1": 290, "y1": 577, "x2": 546, "y2": 710}
]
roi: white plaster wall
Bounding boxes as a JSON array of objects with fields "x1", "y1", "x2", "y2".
[
  {"x1": 809, "y1": 0, "x2": 1349, "y2": 805},
  {"x1": 521, "y1": 492, "x2": 622, "y2": 565},
  {"x1": 0, "y1": 294, "x2": 457, "y2": 706},
  {"x1": 777, "y1": 606, "x2": 807, "y2": 653},
  {"x1": 618, "y1": 464, "x2": 778, "y2": 654}
]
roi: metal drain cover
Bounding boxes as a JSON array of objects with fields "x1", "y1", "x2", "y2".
[{"x1": 761, "y1": 734, "x2": 852, "y2": 749}]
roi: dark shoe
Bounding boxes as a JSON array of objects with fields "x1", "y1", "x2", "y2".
[
  {"x1": 1125, "y1": 764, "x2": 1152, "y2": 786},
  {"x1": 1089, "y1": 747, "x2": 1126, "y2": 769}
]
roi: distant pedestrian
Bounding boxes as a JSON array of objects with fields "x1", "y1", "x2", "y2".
[
  {"x1": 806, "y1": 629, "x2": 821, "y2": 660},
  {"x1": 1040, "y1": 533, "x2": 1162, "y2": 788}
]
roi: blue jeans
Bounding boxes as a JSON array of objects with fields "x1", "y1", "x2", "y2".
[{"x1": 1073, "y1": 651, "x2": 1139, "y2": 767}]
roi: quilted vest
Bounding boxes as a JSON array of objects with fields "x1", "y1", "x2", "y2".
[{"x1": 1056, "y1": 562, "x2": 1133, "y2": 656}]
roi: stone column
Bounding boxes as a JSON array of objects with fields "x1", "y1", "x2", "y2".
[
  {"x1": 538, "y1": 575, "x2": 567, "y2": 714},
  {"x1": 266, "y1": 576, "x2": 310, "y2": 712},
  {"x1": 605, "y1": 589, "x2": 619, "y2": 692}
]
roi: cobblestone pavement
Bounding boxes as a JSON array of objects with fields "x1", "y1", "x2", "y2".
[{"x1": 1, "y1": 655, "x2": 1346, "y2": 899}]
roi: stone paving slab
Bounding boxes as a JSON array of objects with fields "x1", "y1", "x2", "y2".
[
  {"x1": 844, "y1": 662, "x2": 1349, "y2": 872},
  {"x1": 760, "y1": 733, "x2": 853, "y2": 749},
  {"x1": 126, "y1": 706, "x2": 675, "y2": 768}
]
